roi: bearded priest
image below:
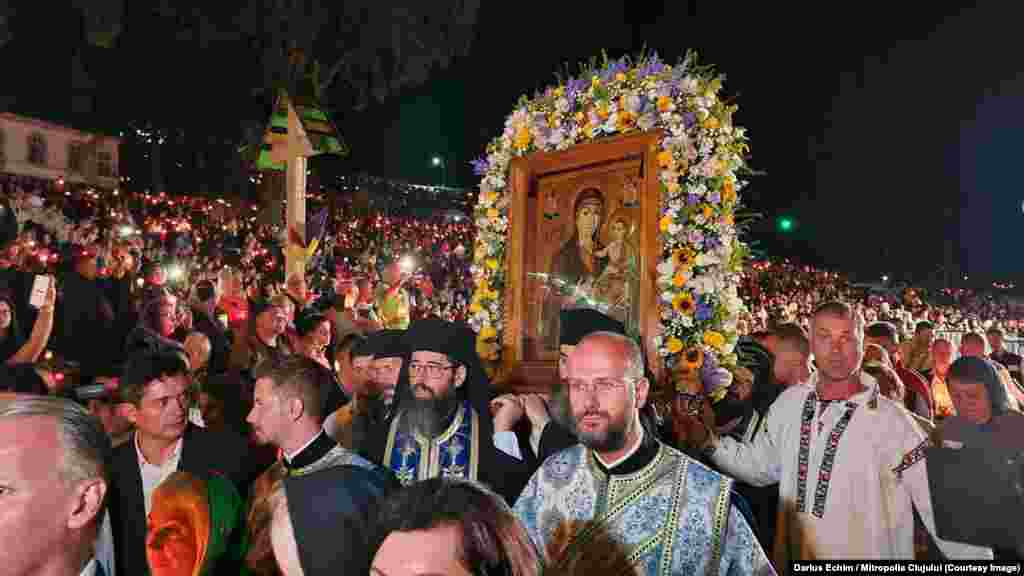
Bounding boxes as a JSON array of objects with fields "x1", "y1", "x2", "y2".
[
  {"x1": 514, "y1": 331, "x2": 773, "y2": 575},
  {"x1": 360, "y1": 317, "x2": 531, "y2": 504}
]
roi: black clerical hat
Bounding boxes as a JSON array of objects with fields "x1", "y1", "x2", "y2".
[
  {"x1": 362, "y1": 329, "x2": 406, "y2": 360},
  {"x1": 282, "y1": 465, "x2": 397, "y2": 576},
  {"x1": 559, "y1": 308, "x2": 626, "y2": 346}
]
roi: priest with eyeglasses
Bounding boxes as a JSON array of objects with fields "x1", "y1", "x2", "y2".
[{"x1": 358, "y1": 316, "x2": 532, "y2": 504}]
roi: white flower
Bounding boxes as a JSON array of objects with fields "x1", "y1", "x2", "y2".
[{"x1": 696, "y1": 252, "x2": 720, "y2": 267}]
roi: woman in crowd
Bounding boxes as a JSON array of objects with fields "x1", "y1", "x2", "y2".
[{"x1": 146, "y1": 471, "x2": 248, "y2": 576}]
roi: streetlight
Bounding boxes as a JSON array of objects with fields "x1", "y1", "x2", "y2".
[{"x1": 431, "y1": 155, "x2": 447, "y2": 187}]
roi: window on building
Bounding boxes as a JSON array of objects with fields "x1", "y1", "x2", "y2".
[
  {"x1": 27, "y1": 133, "x2": 47, "y2": 166},
  {"x1": 97, "y1": 151, "x2": 114, "y2": 177},
  {"x1": 68, "y1": 142, "x2": 84, "y2": 173}
]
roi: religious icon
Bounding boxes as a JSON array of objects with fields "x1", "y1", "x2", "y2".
[
  {"x1": 540, "y1": 187, "x2": 607, "y2": 350},
  {"x1": 591, "y1": 207, "x2": 640, "y2": 334}
]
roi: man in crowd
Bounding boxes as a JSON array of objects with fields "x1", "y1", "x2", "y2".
[
  {"x1": 686, "y1": 301, "x2": 990, "y2": 561},
  {"x1": 923, "y1": 337, "x2": 957, "y2": 419},
  {"x1": 865, "y1": 321, "x2": 934, "y2": 420},
  {"x1": 493, "y1": 308, "x2": 627, "y2": 466},
  {"x1": 191, "y1": 279, "x2": 230, "y2": 375},
  {"x1": 900, "y1": 320, "x2": 935, "y2": 374},
  {"x1": 107, "y1": 347, "x2": 250, "y2": 576},
  {"x1": 374, "y1": 259, "x2": 412, "y2": 330},
  {"x1": 987, "y1": 326, "x2": 1023, "y2": 386},
  {"x1": 0, "y1": 395, "x2": 111, "y2": 576},
  {"x1": 514, "y1": 332, "x2": 772, "y2": 574},
  {"x1": 362, "y1": 317, "x2": 530, "y2": 503},
  {"x1": 960, "y1": 331, "x2": 1024, "y2": 409},
  {"x1": 772, "y1": 322, "x2": 812, "y2": 389},
  {"x1": 247, "y1": 356, "x2": 380, "y2": 480}
]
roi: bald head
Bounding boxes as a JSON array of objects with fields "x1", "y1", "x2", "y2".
[{"x1": 574, "y1": 332, "x2": 645, "y2": 381}]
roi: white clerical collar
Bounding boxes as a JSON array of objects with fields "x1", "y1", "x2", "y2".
[
  {"x1": 284, "y1": 431, "x2": 322, "y2": 463},
  {"x1": 134, "y1": 434, "x2": 182, "y2": 468},
  {"x1": 80, "y1": 558, "x2": 97, "y2": 576},
  {"x1": 594, "y1": 418, "x2": 645, "y2": 470}
]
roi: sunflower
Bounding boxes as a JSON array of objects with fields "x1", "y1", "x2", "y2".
[{"x1": 683, "y1": 346, "x2": 705, "y2": 370}]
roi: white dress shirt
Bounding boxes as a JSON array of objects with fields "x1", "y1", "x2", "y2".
[{"x1": 135, "y1": 434, "x2": 183, "y2": 515}]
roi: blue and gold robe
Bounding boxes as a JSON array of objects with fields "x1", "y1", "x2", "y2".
[
  {"x1": 513, "y1": 439, "x2": 774, "y2": 575},
  {"x1": 383, "y1": 399, "x2": 481, "y2": 485}
]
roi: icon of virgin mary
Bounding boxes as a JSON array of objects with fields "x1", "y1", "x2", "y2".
[{"x1": 540, "y1": 187, "x2": 606, "y2": 349}]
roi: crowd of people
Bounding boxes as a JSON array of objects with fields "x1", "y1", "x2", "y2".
[{"x1": 0, "y1": 180, "x2": 1022, "y2": 576}]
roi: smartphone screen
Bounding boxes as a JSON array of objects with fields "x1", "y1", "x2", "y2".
[{"x1": 29, "y1": 275, "x2": 50, "y2": 308}]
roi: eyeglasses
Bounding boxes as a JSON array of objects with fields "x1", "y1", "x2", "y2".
[
  {"x1": 408, "y1": 362, "x2": 456, "y2": 378},
  {"x1": 567, "y1": 378, "x2": 632, "y2": 395}
]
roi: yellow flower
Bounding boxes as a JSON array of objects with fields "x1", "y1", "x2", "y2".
[
  {"x1": 673, "y1": 249, "x2": 695, "y2": 269},
  {"x1": 514, "y1": 126, "x2": 531, "y2": 150},
  {"x1": 721, "y1": 180, "x2": 736, "y2": 204},
  {"x1": 702, "y1": 204, "x2": 713, "y2": 220},
  {"x1": 666, "y1": 181, "x2": 681, "y2": 194},
  {"x1": 476, "y1": 339, "x2": 499, "y2": 361},
  {"x1": 703, "y1": 331, "x2": 726, "y2": 350},
  {"x1": 597, "y1": 103, "x2": 609, "y2": 120},
  {"x1": 659, "y1": 215, "x2": 673, "y2": 232},
  {"x1": 723, "y1": 213, "x2": 735, "y2": 226},
  {"x1": 703, "y1": 116, "x2": 720, "y2": 130},
  {"x1": 656, "y1": 95, "x2": 673, "y2": 112},
  {"x1": 672, "y1": 272, "x2": 687, "y2": 288},
  {"x1": 486, "y1": 208, "x2": 500, "y2": 220},
  {"x1": 672, "y1": 292, "x2": 695, "y2": 314},
  {"x1": 480, "y1": 325, "x2": 497, "y2": 340},
  {"x1": 486, "y1": 258, "x2": 499, "y2": 270},
  {"x1": 657, "y1": 150, "x2": 673, "y2": 168},
  {"x1": 469, "y1": 301, "x2": 483, "y2": 314},
  {"x1": 554, "y1": 86, "x2": 565, "y2": 97},
  {"x1": 575, "y1": 111, "x2": 586, "y2": 124},
  {"x1": 482, "y1": 189, "x2": 498, "y2": 204},
  {"x1": 582, "y1": 124, "x2": 594, "y2": 139},
  {"x1": 615, "y1": 72, "x2": 627, "y2": 83},
  {"x1": 591, "y1": 75, "x2": 601, "y2": 87},
  {"x1": 666, "y1": 337, "x2": 684, "y2": 354}
]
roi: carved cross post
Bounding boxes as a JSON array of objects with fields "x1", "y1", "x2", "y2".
[{"x1": 285, "y1": 97, "x2": 311, "y2": 280}]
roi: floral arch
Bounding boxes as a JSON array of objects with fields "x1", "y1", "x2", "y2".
[{"x1": 469, "y1": 51, "x2": 752, "y2": 402}]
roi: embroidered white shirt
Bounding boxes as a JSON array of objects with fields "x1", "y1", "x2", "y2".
[{"x1": 711, "y1": 371, "x2": 992, "y2": 561}]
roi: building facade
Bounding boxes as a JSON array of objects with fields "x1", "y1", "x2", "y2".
[{"x1": 0, "y1": 112, "x2": 120, "y2": 189}]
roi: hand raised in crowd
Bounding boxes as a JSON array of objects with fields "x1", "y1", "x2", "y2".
[{"x1": 490, "y1": 393, "x2": 524, "y2": 432}]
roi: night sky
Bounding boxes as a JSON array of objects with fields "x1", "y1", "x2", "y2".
[{"x1": 2, "y1": 3, "x2": 1022, "y2": 284}]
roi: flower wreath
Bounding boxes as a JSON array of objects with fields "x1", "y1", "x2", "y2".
[{"x1": 469, "y1": 50, "x2": 752, "y2": 407}]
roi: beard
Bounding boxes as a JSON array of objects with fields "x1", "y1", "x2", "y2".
[
  {"x1": 404, "y1": 384, "x2": 461, "y2": 438},
  {"x1": 572, "y1": 409, "x2": 629, "y2": 453}
]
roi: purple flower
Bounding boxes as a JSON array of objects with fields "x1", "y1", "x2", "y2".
[
  {"x1": 686, "y1": 193, "x2": 701, "y2": 206},
  {"x1": 704, "y1": 234, "x2": 722, "y2": 251},
  {"x1": 696, "y1": 301, "x2": 714, "y2": 322},
  {"x1": 701, "y1": 350, "x2": 718, "y2": 376},
  {"x1": 471, "y1": 157, "x2": 489, "y2": 176},
  {"x1": 683, "y1": 112, "x2": 697, "y2": 129},
  {"x1": 687, "y1": 229, "x2": 704, "y2": 245},
  {"x1": 708, "y1": 189, "x2": 721, "y2": 204}
]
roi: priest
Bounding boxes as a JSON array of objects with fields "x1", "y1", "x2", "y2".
[
  {"x1": 361, "y1": 317, "x2": 531, "y2": 503},
  {"x1": 514, "y1": 331, "x2": 773, "y2": 574}
]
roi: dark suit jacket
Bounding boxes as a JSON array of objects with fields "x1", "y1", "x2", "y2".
[
  {"x1": 192, "y1": 307, "x2": 231, "y2": 375},
  {"x1": 108, "y1": 424, "x2": 249, "y2": 576}
]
